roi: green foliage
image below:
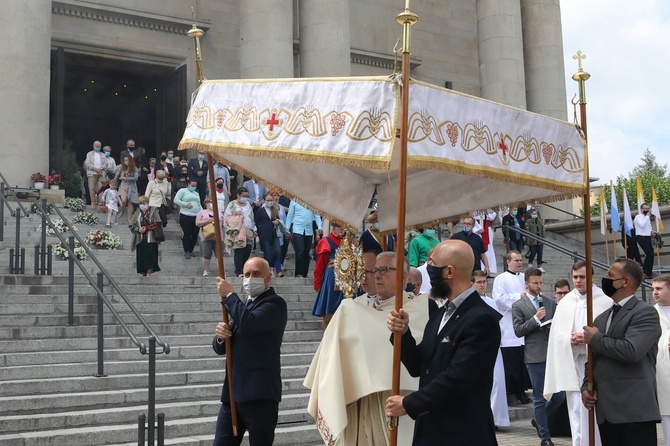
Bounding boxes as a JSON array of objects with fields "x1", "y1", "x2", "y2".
[
  {"x1": 63, "y1": 197, "x2": 85, "y2": 212},
  {"x1": 629, "y1": 148, "x2": 667, "y2": 178},
  {"x1": 590, "y1": 172, "x2": 670, "y2": 216},
  {"x1": 58, "y1": 140, "x2": 84, "y2": 199}
]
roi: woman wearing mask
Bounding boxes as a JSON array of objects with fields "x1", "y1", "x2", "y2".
[
  {"x1": 173, "y1": 179, "x2": 203, "y2": 259},
  {"x1": 115, "y1": 155, "x2": 138, "y2": 223},
  {"x1": 173, "y1": 166, "x2": 190, "y2": 223},
  {"x1": 130, "y1": 196, "x2": 162, "y2": 277},
  {"x1": 214, "y1": 177, "x2": 229, "y2": 211},
  {"x1": 144, "y1": 169, "x2": 171, "y2": 228},
  {"x1": 224, "y1": 187, "x2": 256, "y2": 276},
  {"x1": 525, "y1": 209, "x2": 545, "y2": 272},
  {"x1": 255, "y1": 193, "x2": 283, "y2": 277},
  {"x1": 135, "y1": 148, "x2": 150, "y2": 195},
  {"x1": 196, "y1": 197, "x2": 224, "y2": 277}
]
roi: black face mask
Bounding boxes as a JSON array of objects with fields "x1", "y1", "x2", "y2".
[
  {"x1": 181, "y1": 171, "x2": 188, "y2": 176},
  {"x1": 404, "y1": 283, "x2": 415, "y2": 293},
  {"x1": 601, "y1": 277, "x2": 623, "y2": 298},
  {"x1": 643, "y1": 210, "x2": 649, "y2": 215},
  {"x1": 426, "y1": 264, "x2": 446, "y2": 288},
  {"x1": 160, "y1": 155, "x2": 167, "y2": 161}
]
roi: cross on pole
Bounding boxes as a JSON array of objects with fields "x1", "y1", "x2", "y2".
[{"x1": 573, "y1": 50, "x2": 587, "y2": 72}]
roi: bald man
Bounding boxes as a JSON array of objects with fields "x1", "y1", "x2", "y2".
[
  {"x1": 407, "y1": 267, "x2": 423, "y2": 296},
  {"x1": 213, "y1": 257, "x2": 288, "y2": 446},
  {"x1": 386, "y1": 240, "x2": 501, "y2": 445}
]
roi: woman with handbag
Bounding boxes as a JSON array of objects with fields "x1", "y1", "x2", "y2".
[
  {"x1": 115, "y1": 155, "x2": 139, "y2": 224},
  {"x1": 144, "y1": 169, "x2": 172, "y2": 228},
  {"x1": 254, "y1": 192, "x2": 284, "y2": 277},
  {"x1": 129, "y1": 196, "x2": 162, "y2": 277},
  {"x1": 223, "y1": 187, "x2": 256, "y2": 277},
  {"x1": 173, "y1": 179, "x2": 203, "y2": 259},
  {"x1": 195, "y1": 197, "x2": 224, "y2": 277}
]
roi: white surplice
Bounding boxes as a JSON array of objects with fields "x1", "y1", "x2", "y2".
[
  {"x1": 481, "y1": 294, "x2": 510, "y2": 427},
  {"x1": 492, "y1": 271, "x2": 526, "y2": 347},
  {"x1": 655, "y1": 305, "x2": 670, "y2": 446}
]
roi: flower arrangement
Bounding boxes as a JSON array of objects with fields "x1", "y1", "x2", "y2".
[
  {"x1": 48, "y1": 174, "x2": 64, "y2": 186},
  {"x1": 72, "y1": 211, "x2": 100, "y2": 225},
  {"x1": 63, "y1": 197, "x2": 85, "y2": 212},
  {"x1": 84, "y1": 229, "x2": 122, "y2": 250},
  {"x1": 29, "y1": 202, "x2": 55, "y2": 216},
  {"x1": 31, "y1": 172, "x2": 48, "y2": 183},
  {"x1": 52, "y1": 241, "x2": 88, "y2": 261},
  {"x1": 35, "y1": 219, "x2": 77, "y2": 235}
]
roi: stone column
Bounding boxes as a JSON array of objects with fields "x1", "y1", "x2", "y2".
[
  {"x1": 240, "y1": 0, "x2": 294, "y2": 78},
  {"x1": 299, "y1": 0, "x2": 350, "y2": 77},
  {"x1": 521, "y1": 0, "x2": 567, "y2": 120},
  {"x1": 0, "y1": 0, "x2": 51, "y2": 187},
  {"x1": 476, "y1": 0, "x2": 527, "y2": 109}
]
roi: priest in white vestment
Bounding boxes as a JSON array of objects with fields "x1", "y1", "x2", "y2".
[
  {"x1": 544, "y1": 262, "x2": 611, "y2": 446},
  {"x1": 473, "y1": 269, "x2": 510, "y2": 428},
  {"x1": 652, "y1": 275, "x2": 670, "y2": 446},
  {"x1": 492, "y1": 250, "x2": 529, "y2": 403},
  {"x1": 305, "y1": 252, "x2": 433, "y2": 446}
]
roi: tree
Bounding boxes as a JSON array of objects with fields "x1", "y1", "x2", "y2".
[{"x1": 629, "y1": 148, "x2": 667, "y2": 179}]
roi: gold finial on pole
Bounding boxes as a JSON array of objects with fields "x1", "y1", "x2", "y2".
[
  {"x1": 572, "y1": 50, "x2": 590, "y2": 104},
  {"x1": 396, "y1": 1, "x2": 418, "y2": 53},
  {"x1": 187, "y1": 6, "x2": 206, "y2": 83}
]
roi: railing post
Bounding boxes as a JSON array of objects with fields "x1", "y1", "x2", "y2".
[
  {"x1": 148, "y1": 336, "x2": 156, "y2": 446},
  {"x1": 137, "y1": 413, "x2": 146, "y2": 446},
  {"x1": 46, "y1": 244, "x2": 52, "y2": 276},
  {"x1": 34, "y1": 245, "x2": 40, "y2": 275},
  {"x1": 9, "y1": 248, "x2": 14, "y2": 274},
  {"x1": 41, "y1": 199, "x2": 47, "y2": 275},
  {"x1": 95, "y1": 271, "x2": 107, "y2": 377},
  {"x1": 68, "y1": 236, "x2": 75, "y2": 326},
  {"x1": 157, "y1": 412, "x2": 165, "y2": 446},
  {"x1": 15, "y1": 208, "x2": 21, "y2": 274},
  {"x1": 20, "y1": 247, "x2": 25, "y2": 275},
  {"x1": 0, "y1": 182, "x2": 4, "y2": 242}
]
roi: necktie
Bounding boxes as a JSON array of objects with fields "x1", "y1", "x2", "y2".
[
  {"x1": 533, "y1": 296, "x2": 539, "y2": 310},
  {"x1": 246, "y1": 298, "x2": 253, "y2": 307},
  {"x1": 607, "y1": 305, "x2": 621, "y2": 334}
]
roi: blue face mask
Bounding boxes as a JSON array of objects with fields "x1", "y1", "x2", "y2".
[
  {"x1": 239, "y1": 197, "x2": 248, "y2": 204},
  {"x1": 187, "y1": 186, "x2": 196, "y2": 192},
  {"x1": 94, "y1": 147, "x2": 101, "y2": 152},
  {"x1": 198, "y1": 155, "x2": 205, "y2": 161},
  {"x1": 425, "y1": 229, "x2": 436, "y2": 237},
  {"x1": 373, "y1": 222, "x2": 380, "y2": 231},
  {"x1": 512, "y1": 210, "x2": 518, "y2": 216},
  {"x1": 168, "y1": 154, "x2": 173, "y2": 159},
  {"x1": 462, "y1": 226, "x2": 472, "y2": 233},
  {"x1": 104, "y1": 151, "x2": 111, "y2": 157},
  {"x1": 531, "y1": 214, "x2": 538, "y2": 219}
]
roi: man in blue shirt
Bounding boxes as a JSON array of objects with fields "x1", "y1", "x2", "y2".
[{"x1": 285, "y1": 201, "x2": 322, "y2": 277}]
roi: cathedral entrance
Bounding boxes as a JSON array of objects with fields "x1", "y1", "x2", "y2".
[{"x1": 49, "y1": 49, "x2": 186, "y2": 168}]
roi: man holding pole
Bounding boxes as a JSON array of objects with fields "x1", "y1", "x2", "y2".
[
  {"x1": 385, "y1": 240, "x2": 501, "y2": 445},
  {"x1": 213, "y1": 257, "x2": 288, "y2": 446},
  {"x1": 581, "y1": 259, "x2": 661, "y2": 446}
]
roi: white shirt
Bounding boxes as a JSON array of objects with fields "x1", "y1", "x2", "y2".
[
  {"x1": 492, "y1": 270, "x2": 526, "y2": 347},
  {"x1": 437, "y1": 286, "x2": 473, "y2": 333},
  {"x1": 605, "y1": 295, "x2": 635, "y2": 333},
  {"x1": 634, "y1": 213, "x2": 652, "y2": 236},
  {"x1": 93, "y1": 152, "x2": 102, "y2": 169}
]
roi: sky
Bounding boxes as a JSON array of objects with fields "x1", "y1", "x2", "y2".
[{"x1": 560, "y1": 0, "x2": 670, "y2": 185}]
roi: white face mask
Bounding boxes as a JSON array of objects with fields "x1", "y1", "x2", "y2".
[
  {"x1": 139, "y1": 204, "x2": 149, "y2": 212},
  {"x1": 243, "y1": 277, "x2": 267, "y2": 297}
]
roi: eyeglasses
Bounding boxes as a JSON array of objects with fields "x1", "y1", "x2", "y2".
[
  {"x1": 372, "y1": 266, "x2": 397, "y2": 276},
  {"x1": 554, "y1": 291, "x2": 569, "y2": 296},
  {"x1": 363, "y1": 269, "x2": 375, "y2": 276}
]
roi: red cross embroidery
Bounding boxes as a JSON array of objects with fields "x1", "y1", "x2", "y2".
[
  {"x1": 265, "y1": 113, "x2": 280, "y2": 131},
  {"x1": 498, "y1": 139, "x2": 508, "y2": 157}
]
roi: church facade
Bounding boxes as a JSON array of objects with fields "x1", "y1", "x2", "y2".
[{"x1": 1, "y1": 0, "x2": 566, "y2": 188}]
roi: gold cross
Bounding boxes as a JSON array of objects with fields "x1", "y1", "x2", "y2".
[{"x1": 573, "y1": 50, "x2": 587, "y2": 71}]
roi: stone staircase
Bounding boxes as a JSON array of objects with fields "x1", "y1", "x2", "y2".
[{"x1": 0, "y1": 206, "x2": 601, "y2": 445}]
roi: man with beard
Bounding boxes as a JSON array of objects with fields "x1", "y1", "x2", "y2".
[{"x1": 386, "y1": 240, "x2": 501, "y2": 445}]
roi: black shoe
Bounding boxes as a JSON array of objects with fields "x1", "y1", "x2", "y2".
[
  {"x1": 517, "y1": 393, "x2": 532, "y2": 404},
  {"x1": 540, "y1": 440, "x2": 554, "y2": 446}
]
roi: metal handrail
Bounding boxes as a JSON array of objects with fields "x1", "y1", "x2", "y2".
[
  {"x1": 44, "y1": 202, "x2": 170, "y2": 354},
  {"x1": 502, "y1": 224, "x2": 652, "y2": 290},
  {"x1": 0, "y1": 171, "x2": 30, "y2": 217},
  {"x1": 542, "y1": 202, "x2": 584, "y2": 221}
]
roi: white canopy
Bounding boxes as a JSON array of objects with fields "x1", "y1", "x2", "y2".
[{"x1": 178, "y1": 76, "x2": 586, "y2": 230}]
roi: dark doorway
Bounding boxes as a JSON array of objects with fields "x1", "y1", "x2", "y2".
[{"x1": 49, "y1": 50, "x2": 186, "y2": 167}]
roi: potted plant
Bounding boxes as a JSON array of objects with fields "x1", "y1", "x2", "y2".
[
  {"x1": 48, "y1": 173, "x2": 64, "y2": 190},
  {"x1": 31, "y1": 172, "x2": 47, "y2": 189}
]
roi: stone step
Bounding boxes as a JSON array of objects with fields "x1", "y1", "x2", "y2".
[{"x1": 0, "y1": 382, "x2": 311, "y2": 416}]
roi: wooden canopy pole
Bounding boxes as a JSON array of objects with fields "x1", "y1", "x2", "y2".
[
  {"x1": 572, "y1": 50, "x2": 594, "y2": 446},
  {"x1": 186, "y1": 9, "x2": 238, "y2": 436},
  {"x1": 389, "y1": 3, "x2": 418, "y2": 446}
]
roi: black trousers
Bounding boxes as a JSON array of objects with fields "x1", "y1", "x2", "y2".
[
  {"x1": 179, "y1": 214, "x2": 199, "y2": 254},
  {"x1": 501, "y1": 345, "x2": 530, "y2": 394},
  {"x1": 233, "y1": 244, "x2": 252, "y2": 276},
  {"x1": 213, "y1": 400, "x2": 279, "y2": 446},
  {"x1": 196, "y1": 181, "x2": 207, "y2": 207},
  {"x1": 291, "y1": 232, "x2": 313, "y2": 277},
  {"x1": 636, "y1": 235, "x2": 654, "y2": 276},
  {"x1": 598, "y1": 419, "x2": 657, "y2": 446},
  {"x1": 529, "y1": 243, "x2": 544, "y2": 266}
]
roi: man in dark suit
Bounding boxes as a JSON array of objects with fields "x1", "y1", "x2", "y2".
[
  {"x1": 512, "y1": 267, "x2": 561, "y2": 446},
  {"x1": 118, "y1": 139, "x2": 136, "y2": 161},
  {"x1": 386, "y1": 240, "x2": 501, "y2": 446},
  {"x1": 213, "y1": 257, "x2": 288, "y2": 446},
  {"x1": 582, "y1": 258, "x2": 661, "y2": 446},
  {"x1": 187, "y1": 150, "x2": 208, "y2": 207}
]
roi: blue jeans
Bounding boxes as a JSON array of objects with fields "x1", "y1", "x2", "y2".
[
  {"x1": 509, "y1": 238, "x2": 524, "y2": 253},
  {"x1": 526, "y1": 361, "x2": 564, "y2": 441}
]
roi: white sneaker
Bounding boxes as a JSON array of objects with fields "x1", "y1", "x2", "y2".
[
  {"x1": 538, "y1": 267, "x2": 546, "y2": 273},
  {"x1": 202, "y1": 271, "x2": 209, "y2": 277}
]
